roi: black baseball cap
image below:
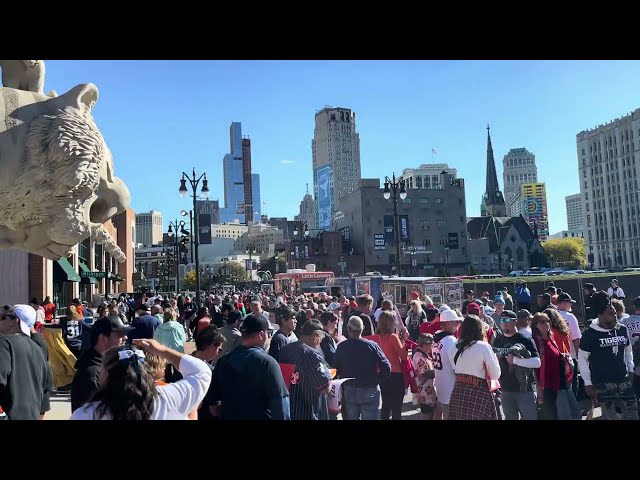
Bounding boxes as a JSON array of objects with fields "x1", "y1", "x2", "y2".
[
  {"x1": 516, "y1": 309, "x2": 533, "y2": 320},
  {"x1": 584, "y1": 283, "x2": 594, "y2": 289},
  {"x1": 633, "y1": 296, "x2": 640, "y2": 309},
  {"x1": 137, "y1": 304, "x2": 150, "y2": 312},
  {"x1": 557, "y1": 292, "x2": 576, "y2": 304},
  {"x1": 91, "y1": 316, "x2": 134, "y2": 338},
  {"x1": 500, "y1": 310, "x2": 517, "y2": 320},
  {"x1": 240, "y1": 314, "x2": 270, "y2": 335}
]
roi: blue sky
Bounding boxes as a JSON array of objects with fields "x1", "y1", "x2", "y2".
[{"x1": 46, "y1": 60, "x2": 640, "y2": 233}]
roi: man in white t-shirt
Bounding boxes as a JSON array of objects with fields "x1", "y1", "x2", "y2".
[
  {"x1": 621, "y1": 296, "x2": 640, "y2": 400},
  {"x1": 607, "y1": 279, "x2": 625, "y2": 300},
  {"x1": 556, "y1": 293, "x2": 582, "y2": 359},
  {"x1": 432, "y1": 309, "x2": 463, "y2": 420}
]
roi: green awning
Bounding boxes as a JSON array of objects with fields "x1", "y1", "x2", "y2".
[
  {"x1": 79, "y1": 261, "x2": 98, "y2": 284},
  {"x1": 56, "y1": 258, "x2": 81, "y2": 282}
]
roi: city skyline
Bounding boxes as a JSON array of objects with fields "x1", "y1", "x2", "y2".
[{"x1": 43, "y1": 60, "x2": 640, "y2": 233}]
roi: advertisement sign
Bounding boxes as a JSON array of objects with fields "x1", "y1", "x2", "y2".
[
  {"x1": 403, "y1": 246, "x2": 432, "y2": 255},
  {"x1": 198, "y1": 214, "x2": 212, "y2": 244},
  {"x1": 374, "y1": 234, "x2": 385, "y2": 247},
  {"x1": 448, "y1": 232, "x2": 459, "y2": 249},
  {"x1": 384, "y1": 215, "x2": 394, "y2": 244},
  {"x1": 316, "y1": 165, "x2": 333, "y2": 230},
  {"x1": 294, "y1": 245, "x2": 300, "y2": 259},
  {"x1": 304, "y1": 244, "x2": 310, "y2": 258},
  {"x1": 355, "y1": 278, "x2": 370, "y2": 295},
  {"x1": 399, "y1": 215, "x2": 410, "y2": 242},
  {"x1": 245, "y1": 259, "x2": 254, "y2": 270},
  {"x1": 520, "y1": 184, "x2": 549, "y2": 241}
]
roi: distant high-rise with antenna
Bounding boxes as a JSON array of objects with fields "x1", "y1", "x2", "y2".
[{"x1": 295, "y1": 183, "x2": 316, "y2": 230}]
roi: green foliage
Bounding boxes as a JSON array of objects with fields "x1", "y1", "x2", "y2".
[{"x1": 542, "y1": 237, "x2": 586, "y2": 268}]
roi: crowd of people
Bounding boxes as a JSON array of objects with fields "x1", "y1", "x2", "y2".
[{"x1": 1, "y1": 279, "x2": 639, "y2": 420}]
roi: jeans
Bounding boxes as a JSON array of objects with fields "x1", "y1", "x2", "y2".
[
  {"x1": 380, "y1": 373, "x2": 405, "y2": 420},
  {"x1": 540, "y1": 388, "x2": 580, "y2": 420},
  {"x1": 342, "y1": 384, "x2": 380, "y2": 420},
  {"x1": 596, "y1": 380, "x2": 639, "y2": 420},
  {"x1": 501, "y1": 391, "x2": 538, "y2": 420}
]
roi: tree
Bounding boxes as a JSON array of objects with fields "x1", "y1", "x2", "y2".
[
  {"x1": 437, "y1": 267, "x2": 449, "y2": 277},
  {"x1": 257, "y1": 255, "x2": 287, "y2": 277},
  {"x1": 182, "y1": 270, "x2": 197, "y2": 290},
  {"x1": 226, "y1": 261, "x2": 247, "y2": 284},
  {"x1": 542, "y1": 237, "x2": 586, "y2": 268}
]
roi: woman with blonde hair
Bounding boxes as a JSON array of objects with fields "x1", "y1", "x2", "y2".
[
  {"x1": 406, "y1": 300, "x2": 427, "y2": 342},
  {"x1": 377, "y1": 311, "x2": 409, "y2": 420},
  {"x1": 531, "y1": 311, "x2": 579, "y2": 420}
]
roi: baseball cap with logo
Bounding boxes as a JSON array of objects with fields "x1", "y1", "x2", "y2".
[
  {"x1": 557, "y1": 292, "x2": 576, "y2": 304},
  {"x1": 12, "y1": 304, "x2": 37, "y2": 336}
]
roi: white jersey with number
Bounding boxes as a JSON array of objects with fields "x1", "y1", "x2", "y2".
[{"x1": 432, "y1": 332, "x2": 458, "y2": 404}]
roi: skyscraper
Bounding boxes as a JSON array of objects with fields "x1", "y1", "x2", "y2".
[
  {"x1": 135, "y1": 210, "x2": 163, "y2": 247},
  {"x1": 503, "y1": 148, "x2": 537, "y2": 215},
  {"x1": 312, "y1": 107, "x2": 361, "y2": 230},
  {"x1": 295, "y1": 184, "x2": 316, "y2": 230},
  {"x1": 577, "y1": 109, "x2": 640, "y2": 268},
  {"x1": 565, "y1": 193, "x2": 583, "y2": 232},
  {"x1": 220, "y1": 122, "x2": 261, "y2": 224},
  {"x1": 482, "y1": 126, "x2": 507, "y2": 217}
]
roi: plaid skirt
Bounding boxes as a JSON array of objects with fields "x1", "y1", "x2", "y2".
[{"x1": 449, "y1": 374, "x2": 498, "y2": 420}]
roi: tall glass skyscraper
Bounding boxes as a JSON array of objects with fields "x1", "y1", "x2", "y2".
[{"x1": 219, "y1": 122, "x2": 261, "y2": 223}]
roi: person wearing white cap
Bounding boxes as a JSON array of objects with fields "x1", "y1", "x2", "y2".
[
  {"x1": 432, "y1": 308, "x2": 464, "y2": 420},
  {"x1": 0, "y1": 305, "x2": 53, "y2": 419}
]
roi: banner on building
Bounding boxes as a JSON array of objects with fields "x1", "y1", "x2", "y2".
[
  {"x1": 294, "y1": 245, "x2": 300, "y2": 259},
  {"x1": 315, "y1": 165, "x2": 333, "y2": 230},
  {"x1": 384, "y1": 215, "x2": 394, "y2": 244},
  {"x1": 198, "y1": 214, "x2": 212, "y2": 244},
  {"x1": 448, "y1": 232, "x2": 459, "y2": 249},
  {"x1": 399, "y1": 215, "x2": 410, "y2": 242},
  {"x1": 304, "y1": 244, "x2": 310, "y2": 258}
]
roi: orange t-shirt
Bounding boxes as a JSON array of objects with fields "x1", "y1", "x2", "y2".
[{"x1": 379, "y1": 333, "x2": 408, "y2": 373}]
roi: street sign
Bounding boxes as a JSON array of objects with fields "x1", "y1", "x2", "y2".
[
  {"x1": 374, "y1": 234, "x2": 384, "y2": 239},
  {"x1": 81, "y1": 271, "x2": 107, "y2": 279},
  {"x1": 374, "y1": 239, "x2": 385, "y2": 246},
  {"x1": 402, "y1": 246, "x2": 432, "y2": 254},
  {"x1": 374, "y1": 245, "x2": 386, "y2": 251}
]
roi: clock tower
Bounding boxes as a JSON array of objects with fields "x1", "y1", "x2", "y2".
[{"x1": 482, "y1": 125, "x2": 507, "y2": 217}]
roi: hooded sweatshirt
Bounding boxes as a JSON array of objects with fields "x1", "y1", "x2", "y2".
[
  {"x1": 578, "y1": 321, "x2": 634, "y2": 386},
  {"x1": 153, "y1": 320, "x2": 186, "y2": 353},
  {"x1": 71, "y1": 348, "x2": 102, "y2": 412}
]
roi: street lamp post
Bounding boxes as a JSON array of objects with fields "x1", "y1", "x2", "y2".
[
  {"x1": 167, "y1": 218, "x2": 186, "y2": 293},
  {"x1": 292, "y1": 221, "x2": 309, "y2": 269},
  {"x1": 180, "y1": 210, "x2": 194, "y2": 264},
  {"x1": 245, "y1": 245, "x2": 257, "y2": 283},
  {"x1": 179, "y1": 168, "x2": 209, "y2": 307},
  {"x1": 383, "y1": 173, "x2": 407, "y2": 276}
]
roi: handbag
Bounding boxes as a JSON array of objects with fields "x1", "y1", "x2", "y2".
[{"x1": 401, "y1": 354, "x2": 419, "y2": 393}]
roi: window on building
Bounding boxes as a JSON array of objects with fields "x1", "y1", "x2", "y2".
[
  {"x1": 419, "y1": 198, "x2": 429, "y2": 204},
  {"x1": 421, "y1": 220, "x2": 429, "y2": 230},
  {"x1": 435, "y1": 198, "x2": 443, "y2": 205},
  {"x1": 437, "y1": 220, "x2": 446, "y2": 228}
]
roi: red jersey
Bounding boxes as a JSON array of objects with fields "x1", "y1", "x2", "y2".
[
  {"x1": 43, "y1": 302, "x2": 56, "y2": 322},
  {"x1": 419, "y1": 320, "x2": 441, "y2": 336}
]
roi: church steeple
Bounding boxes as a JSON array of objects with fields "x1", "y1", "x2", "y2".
[{"x1": 483, "y1": 125, "x2": 507, "y2": 217}]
